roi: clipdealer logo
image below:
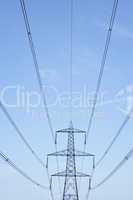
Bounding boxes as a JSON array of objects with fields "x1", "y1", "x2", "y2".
[
  {"x1": 0, "y1": 85, "x2": 105, "y2": 114},
  {"x1": 1, "y1": 84, "x2": 132, "y2": 117}
]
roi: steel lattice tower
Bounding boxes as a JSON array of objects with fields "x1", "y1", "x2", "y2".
[
  {"x1": 63, "y1": 121, "x2": 79, "y2": 200},
  {"x1": 46, "y1": 121, "x2": 95, "y2": 200}
]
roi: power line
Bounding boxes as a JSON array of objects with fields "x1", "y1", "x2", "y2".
[
  {"x1": 85, "y1": 147, "x2": 133, "y2": 200},
  {"x1": 91, "y1": 147, "x2": 133, "y2": 190},
  {"x1": 0, "y1": 150, "x2": 48, "y2": 190},
  {"x1": 86, "y1": 0, "x2": 119, "y2": 141},
  {"x1": 19, "y1": 0, "x2": 55, "y2": 142},
  {"x1": 0, "y1": 101, "x2": 44, "y2": 167},
  {"x1": 19, "y1": 0, "x2": 62, "y2": 197},
  {"x1": 70, "y1": 0, "x2": 73, "y2": 121},
  {"x1": 0, "y1": 102, "x2": 54, "y2": 199},
  {"x1": 79, "y1": 0, "x2": 119, "y2": 192},
  {"x1": 96, "y1": 107, "x2": 133, "y2": 167},
  {"x1": 85, "y1": 107, "x2": 133, "y2": 199}
]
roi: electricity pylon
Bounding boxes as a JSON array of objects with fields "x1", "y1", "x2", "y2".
[{"x1": 46, "y1": 121, "x2": 95, "y2": 200}]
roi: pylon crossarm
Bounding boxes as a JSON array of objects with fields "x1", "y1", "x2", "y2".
[
  {"x1": 48, "y1": 150, "x2": 94, "y2": 157},
  {"x1": 50, "y1": 171, "x2": 90, "y2": 190},
  {"x1": 50, "y1": 171, "x2": 90, "y2": 192},
  {"x1": 55, "y1": 127, "x2": 86, "y2": 145},
  {"x1": 56, "y1": 128, "x2": 86, "y2": 134},
  {"x1": 51, "y1": 171, "x2": 90, "y2": 177},
  {"x1": 46, "y1": 150, "x2": 95, "y2": 169}
]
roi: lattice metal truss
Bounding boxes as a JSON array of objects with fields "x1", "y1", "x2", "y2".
[{"x1": 46, "y1": 121, "x2": 95, "y2": 200}]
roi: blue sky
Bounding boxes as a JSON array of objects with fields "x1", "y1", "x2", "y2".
[{"x1": 0, "y1": 0, "x2": 133, "y2": 199}]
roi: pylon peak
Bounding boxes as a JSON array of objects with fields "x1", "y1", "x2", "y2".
[{"x1": 69, "y1": 120, "x2": 73, "y2": 129}]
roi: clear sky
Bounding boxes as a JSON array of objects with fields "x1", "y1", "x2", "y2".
[{"x1": 0, "y1": 0, "x2": 133, "y2": 200}]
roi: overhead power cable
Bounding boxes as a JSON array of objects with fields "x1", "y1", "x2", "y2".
[
  {"x1": 86, "y1": 0, "x2": 119, "y2": 141},
  {"x1": 19, "y1": 0, "x2": 55, "y2": 142},
  {"x1": 85, "y1": 147, "x2": 133, "y2": 200},
  {"x1": 0, "y1": 150, "x2": 48, "y2": 190},
  {"x1": 91, "y1": 147, "x2": 133, "y2": 190},
  {"x1": 0, "y1": 101, "x2": 44, "y2": 167},
  {"x1": 96, "y1": 107, "x2": 133, "y2": 167},
  {"x1": 85, "y1": 107, "x2": 133, "y2": 200},
  {"x1": 19, "y1": 0, "x2": 62, "y2": 196},
  {"x1": 0, "y1": 102, "x2": 54, "y2": 199},
  {"x1": 70, "y1": 0, "x2": 73, "y2": 121},
  {"x1": 79, "y1": 0, "x2": 119, "y2": 192}
]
